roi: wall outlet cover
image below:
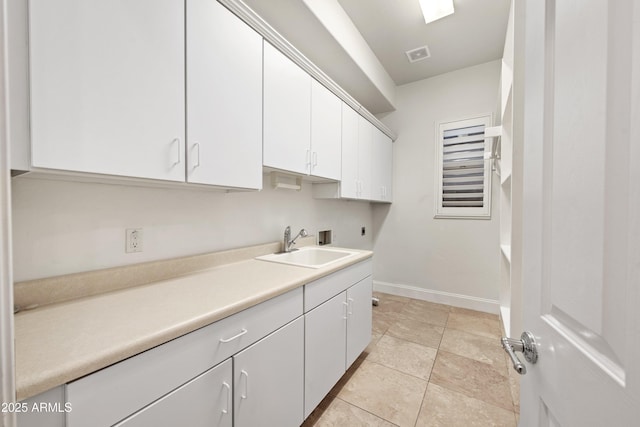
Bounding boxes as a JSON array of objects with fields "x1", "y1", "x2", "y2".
[{"x1": 126, "y1": 228, "x2": 143, "y2": 253}]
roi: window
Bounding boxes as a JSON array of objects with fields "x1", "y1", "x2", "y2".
[{"x1": 434, "y1": 115, "x2": 492, "y2": 218}]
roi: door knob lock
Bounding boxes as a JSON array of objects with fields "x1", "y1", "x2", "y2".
[{"x1": 501, "y1": 331, "x2": 538, "y2": 375}]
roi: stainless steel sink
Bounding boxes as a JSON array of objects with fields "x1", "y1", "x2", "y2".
[{"x1": 256, "y1": 246, "x2": 357, "y2": 269}]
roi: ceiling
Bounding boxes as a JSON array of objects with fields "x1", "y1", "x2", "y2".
[
  {"x1": 337, "y1": 0, "x2": 511, "y2": 86},
  {"x1": 242, "y1": 0, "x2": 510, "y2": 114}
]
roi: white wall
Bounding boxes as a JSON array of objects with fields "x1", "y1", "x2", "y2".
[
  {"x1": 372, "y1": 60, "x2": 501, "y2": 312},
  {"x1": 12, "y1": 175, "x2": 373, "y2": 281}
]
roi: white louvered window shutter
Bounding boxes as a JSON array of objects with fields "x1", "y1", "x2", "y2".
[{"x1": 435, "y1": 115, "x2": 492, "y2": 218}]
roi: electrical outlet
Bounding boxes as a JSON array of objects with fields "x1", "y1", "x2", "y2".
[{"x1": 126, "y1": 228, "x2": 143, "y2": 253}]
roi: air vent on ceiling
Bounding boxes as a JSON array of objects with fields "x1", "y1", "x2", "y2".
[{"x1": 406, "y1": 45, "x2": 431, "y2": 63}]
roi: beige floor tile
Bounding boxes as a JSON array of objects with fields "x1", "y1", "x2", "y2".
[
  {"x1": 367, "y1": 334, "x2": 438, "y2": 380},
  {"x1": 439, "y1": 328, "x2": 507, "y2": 373},
  {"x1": 373, "y1": 291, "x2": 412, "y2": 303},
  {"x1": 386, "y1": 316, "x2": 445, "y2": 348},
  {"x1": 302, "y1": 397, "x2": 396, "y2": 427},
  {"x1": 373, "y1": 292, "x2": 411, "y2": 310},
  {"x1": 405, "y1": 298, "x2": 451, "y2": 313},
  {"x1": 337, "y1": 360, "x2": 427, "y2": 427},
  {"x1": 446, "y1": 311, "x2": 502, "y2": 340},
  {"x1": 430, "y1": 351, "x2": 514, "y2": 412},
  {"x1": 416, "y1": 383, "x2": 517, "y2": 427},
  {"x1": 372, "y1": 307, "x2": 404, "y2": 334},
  {"x1": 507, "y1": 365, "x2": 521, "y2": 414},
  {"x1": 363, "y1": 330, "x2": 383, "y2": 356},
  {"x1": 399, "y1": 300, "x2": 450, "y2": 327}
]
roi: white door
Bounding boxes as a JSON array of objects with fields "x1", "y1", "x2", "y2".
[
  {"x1": 186, "y1": 0, "x2": 262, "y2": 189},
  {"x1": 517, "y1": 0, "x2": 640, "y2": 425},
  {"x1": 29, "y1": 0, "x2": 185, "y2": 181}
]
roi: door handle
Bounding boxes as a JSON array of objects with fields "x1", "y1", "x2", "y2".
[
  {"x1": 501, "y1": 331, "x2": 538, "y2": 375},
  {"x1": 240, "y1": 370, "x2": 249, "y2": 399},
  {"x1": 221, "y1": 382, "x2": 231, "y2": 414}
]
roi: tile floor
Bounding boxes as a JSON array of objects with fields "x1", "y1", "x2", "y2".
[{"x1": 302, "y1": 292, "x2": 520, "y2": 427}]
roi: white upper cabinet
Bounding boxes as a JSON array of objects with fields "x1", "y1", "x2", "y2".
[
  {"x1": 310, "y1": 80, "x2": 342, "y2": 180},
  {"x1": 357, "y1": 116, "x2": 374, "y2": 200},
  {"x1": 315, "y1": 104, "x2": 392, "y2": 202},
  {"x1": 29, "y1": 0, "x2": 186, "y2": 182},
  {"x1": 340, "y1": 104, "x2": 360, "y2": 198},
  {"x1": 186, "y1": 0, "x2": 263, "y2": 190},
  {"x1": 371, "y1": 129, "x2": 393, "y2": 203},
  {"x1": 263, "y1": 42, "x2": 311, "y2": 176}
]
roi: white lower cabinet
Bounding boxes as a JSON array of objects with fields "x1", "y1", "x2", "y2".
[
  {"x1": 346, "y1": 277, "x2": 373, "y2": 367},
  {"x1": 304, "y1": 292, "x2": 348, "y2": 417},
  {"x1": 303, "y1": 260, "x2": 373, "y2": 418},
  {"x1": 17, "y1": 261, "x2": 373, "y2": 427},
  {"x1": 116, "y1": 359, "x2": 233, "y2": 427},
  {"x1": 234, "y1": 317, "x2": 304, "y2": 427}
]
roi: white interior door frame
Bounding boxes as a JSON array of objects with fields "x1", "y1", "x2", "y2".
[{"x1": 0, "y1": 0, "x2": 17, "y2": 424}]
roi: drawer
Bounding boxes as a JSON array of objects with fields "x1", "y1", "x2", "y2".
[
  {"x1": 304, "y1": 259, "x2": 372, "y2": 312},
  {"x1": 66, "y1": 287, "x2": 302, "y2": 427}
]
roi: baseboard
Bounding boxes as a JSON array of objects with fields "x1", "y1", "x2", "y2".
[
  {"x1": 499, "y1": 305, "x2": 511, "y2": 337},
  {"x1": 373, "y1": 280, "x2": 500, "y2": 315}
]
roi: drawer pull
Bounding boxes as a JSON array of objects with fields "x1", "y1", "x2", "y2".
[
  {"x1": 219, "y1": 328, "x2": 248, "y2": 343},
  {"x1": 222, "y1": 382, "x2": 231, "y2": 414},
  {"x1": 343, "y1": 301, "x2": 349, "y2": 320}
]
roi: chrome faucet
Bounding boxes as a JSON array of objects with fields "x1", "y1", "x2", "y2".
[{"x1": 283, "y1": 226, "x2": 308, "y2": 252}]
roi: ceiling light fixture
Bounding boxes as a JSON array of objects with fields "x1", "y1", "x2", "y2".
[{"x1": 418, "y1": 0, "x2": 455, "y2": 24}]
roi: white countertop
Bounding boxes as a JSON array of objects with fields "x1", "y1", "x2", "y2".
[{"x1": 14, "y1": 245, "x2": 372, "y2": 401}]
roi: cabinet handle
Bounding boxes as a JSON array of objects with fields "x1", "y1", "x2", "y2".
[
  {"x1": 219, "y1": 328, "x2": 247, "y2": 343},
  {"x1": 313, "y1": 151, "x2": 318, "y2": 167},
  {"x1": 173, "y1": 138, "x2": 181, "y2": 166},
  {"x1": 240, "y1": 370, "x2": 249, "y2": 399},
  {"x1": 222, "y1": 382, "x2": 231, "y2": 414},
  {"x1": 347, "y1": 297, "x2": 354, "y2": 316},
  {"x1": 192, "y1": 142, "x2": 201, "y2": 169},
  {"x1": 343, "y1": 301, "x2": 349, "y2": 320}
]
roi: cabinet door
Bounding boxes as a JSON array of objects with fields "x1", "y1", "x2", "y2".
[
  {"x1": 29, "y1": 0, "x2": 185, "y2": 181},
  {"x1": 263, "y1": 42, "x2": 311, "y2": 175},
  {"x1": 234, "y1": 317, "x2": 304, "y2": 427},
  {"x1": 304, "y1": 292, "x2": 347, "y2": 418},
  {"x1": 186, "y1": 0, "x2": 262, "y2": 189},
  {"x1": 340, "y1": 104, "x2": 360, "y2": 198},
  {"x1": 310, "y1": 80, "x2": 342, "y2": 180},
  {"x1": 115, "y1": 359, "x2": 232, "y2": 427},
  {"x1": 371, "y1": 129, "x2": 393, "y2": 202},
  {"x1": 346, "y1": 276, "x2": 372, "y2": 368},
  {"x1": 381, "y1": 132, "x2": 393, "y2": 202},
  {"x1": 357, "y1": 117, "x2": 374, "y2": 200}
]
